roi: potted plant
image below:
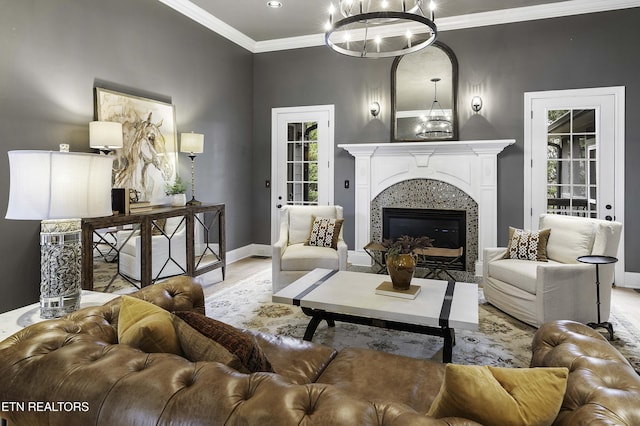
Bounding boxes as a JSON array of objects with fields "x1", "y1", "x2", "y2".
[
  {"x1": 165, "y1": 175, "x2": 187, "y2": 206},
  {"x1": 382, "y1": 235, "x2": 433, "y2": 290}
]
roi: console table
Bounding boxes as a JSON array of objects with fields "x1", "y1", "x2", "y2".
[{"x1": 81, "y1": 203, "x2": 225, "y2": 290}]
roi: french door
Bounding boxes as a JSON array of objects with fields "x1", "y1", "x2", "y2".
[
  {"x1": 271, "y1": 105, "x2": 335, "y2": 243},
  {"x1": 524, "y1": 87, "x2": 625, "y2": 284}
]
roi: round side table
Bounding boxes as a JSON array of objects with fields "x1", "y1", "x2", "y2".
[{"x1": 577, "y1": 255, "x2": 618, "y2": 340}]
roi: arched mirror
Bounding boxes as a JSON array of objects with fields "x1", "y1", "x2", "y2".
[{"x1": 392, "y1": 41, "x2": 458, "y2": 141}]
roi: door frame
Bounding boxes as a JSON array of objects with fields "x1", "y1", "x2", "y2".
[
  {"x1": 271, "y1": 105, "x2": 335, "y2": 243},
  {"x1": 523, "y1": 86, "x2": 625, "y2": 285}
]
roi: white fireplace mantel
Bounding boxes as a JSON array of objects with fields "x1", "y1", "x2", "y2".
[{"x1": 339, "y1": 140, "x2": 515, "y2": 274}]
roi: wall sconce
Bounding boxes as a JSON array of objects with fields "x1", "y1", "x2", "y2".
[
  {"x1": 370, "y1": 101, "x2": 381, "y2": 118},
  {"x1": 471, "y1": 96, "x2": 483, "y2": 113}
]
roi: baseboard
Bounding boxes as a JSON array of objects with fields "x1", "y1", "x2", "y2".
[
  {"x1": 348, "y1": 250, "x2": 373, "y2": 267},
  {"x1": 226, "y1": 244, "x2": 272, "y2": 264},
  {"x1": 622, "y1": 271, "x2": 640, "y2": 289}
]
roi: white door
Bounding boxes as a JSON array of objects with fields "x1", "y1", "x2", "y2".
[
  {"x1": 271, "y1": 105, "x2": 335, "y2": 243},
  {"x1": 524, "y1": 87, "x2": 625, "y2": 284}
]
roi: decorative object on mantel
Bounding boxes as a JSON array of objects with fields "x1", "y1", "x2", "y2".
[
  {"x1": 325, "y1": 0, "x2": 437, "y2": 58},
  {"x1": 5, "y1": 148, "x2": 113, "y2": 318},
  {"x1": 180, "y1": 132, "x2": 205, "y2": 205},
  {"x1": 383, "y1": 235, "x2": 433, "y2": 290},
  {"x1": 165, "y1": 175, "x2": 187, "y2": 207}
]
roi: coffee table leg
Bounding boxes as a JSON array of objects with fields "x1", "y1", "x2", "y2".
[
  {"x1": 442, "y1": 328, "x2": 455, "y2": 363},
  {"x1": 301, "y1": 308, "x2": 334, "y2": 341}
]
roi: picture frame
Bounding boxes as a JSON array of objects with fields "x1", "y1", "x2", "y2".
[{"x1": 95, "y1": 87, "x2": 178, "y2": 203}]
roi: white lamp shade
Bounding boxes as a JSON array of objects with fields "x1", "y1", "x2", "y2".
[
  {"x1": 180, "y1": 132, "x2": 204, "y2": 154},
  {"x1": 5, "y1": 151, "x2": 114, "y2": 220},
  {"x1": 90, "y1": 121, "x2": 123, "y2": 150}
]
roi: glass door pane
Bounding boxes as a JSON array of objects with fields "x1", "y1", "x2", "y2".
[
  {"x1": 546, "y1": 108, "x2": 597, "y2": 218},
  {"x1": 286, "y1": 121, "x2": 319, "y2": 205}
]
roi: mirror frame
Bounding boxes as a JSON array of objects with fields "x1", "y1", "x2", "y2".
[{"x1": 391, "y1": 41, "x2": 459, "y2": 142}]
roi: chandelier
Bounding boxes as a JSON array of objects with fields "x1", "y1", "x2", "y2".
[
  {"x1": 416, "y1": 77, "x2": 452, "y2": 139},
  {"x1": 325, "y1": 0, "x2": 437, "y2": 58}
]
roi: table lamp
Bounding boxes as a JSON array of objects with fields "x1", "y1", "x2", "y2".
[
  {"x1": 180, "y1": 132, "x2": 204, "y2": 205},
  {"x1": 5, "y1": 148, "x2": 114, "y2": 318},
  {"x1": 89, "y1": 121, "x2": 123, "y2": 153}
]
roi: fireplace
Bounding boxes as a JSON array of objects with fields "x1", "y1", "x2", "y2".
[
  {"x1": 383, "y1": 207, "x2": 466, "y2": 271},
  {"x1": 339, "y1": 140, "x2": 514, "y2": 274}
]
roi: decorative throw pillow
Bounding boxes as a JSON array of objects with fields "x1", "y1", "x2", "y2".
[
  {"x1": 172, "y1": 314, "x2": 247, "y2": 372},
  {"x1": 306, "y1": 216, "x2": 343, "y2": 249},
  {"x1": 173, "y1": 311, "x2": 273, "y2": 373},
  {"x1": 117, "y1": 295, "x2": 183, "y2": 355},
  {"x1": 427, "y1": 364, "x2": 568, "y2": 426},
  {"x1": 504, "y1": 227, "x2": 551, "y2": 261}
]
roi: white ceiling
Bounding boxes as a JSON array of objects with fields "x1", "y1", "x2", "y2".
[{"x1": 158, "y1": 0, "x2": 640, "y2": 52}]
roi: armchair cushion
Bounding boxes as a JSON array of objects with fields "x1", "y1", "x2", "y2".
[
  {"x1": 427, "y1": 364, "x2": 568, "y2": 426},
  {"x1": 288, "y1": 205, "x2": 343, "y2": 245},
  {"x1": 306, "y1": 216, "x2": 343, "y2": 249},
  {"x1": 504, "y1": 227, "x2": 551, "y2": 261},
  {"x1": 540, "y1": 214, "x2": 596, "y2": 263},
  {"x1": 281, "y1": 243, "x2": 341, "y2": 271}
]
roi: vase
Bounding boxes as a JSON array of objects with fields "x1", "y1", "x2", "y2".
[
  {"x1": 385, "y1": 253, "x2": 417, "y2": 290},
  {"x1": 170, "y1": 194, "x2": 186, "y2": 207}
]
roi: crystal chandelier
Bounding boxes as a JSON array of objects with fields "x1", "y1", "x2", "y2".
[
  {"x1": 416, "y1": 77, "x2": 452, "y2": 139},
  {"x1": 325, "y1": 0, "x2": 437, "y2": 58}
]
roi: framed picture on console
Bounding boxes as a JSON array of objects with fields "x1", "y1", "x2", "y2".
[{"x1": 95, "y1": 87, "x2": 178, "y2": 204}]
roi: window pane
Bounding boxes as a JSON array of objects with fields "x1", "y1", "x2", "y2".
[{"x1": 572, "y1": 109, "x2": 595, "y2": 133}]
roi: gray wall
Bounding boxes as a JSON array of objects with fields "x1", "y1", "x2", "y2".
[
  {"x1": 0, "y1": 0, "x2": 253, "y2": 312},
  {"x1": 252, "y1": 9, "x2": 640, "y2": 271}
]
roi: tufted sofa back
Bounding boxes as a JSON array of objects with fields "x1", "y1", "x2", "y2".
[{"x1": 531, "y1": 320, "x2": 640, "y2": 425}]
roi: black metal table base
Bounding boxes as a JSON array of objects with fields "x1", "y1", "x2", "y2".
[
  {"x1": 300, "y1": 307, "x2": 456, "y2": 363},
  {"x1": 587, "y1": 321, "x2": 614, "y2": 340}
]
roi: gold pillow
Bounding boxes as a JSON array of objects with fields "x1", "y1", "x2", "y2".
[
  {"x1": 504, "y1": 227, "x2": 551, "y2": 261},
  {"x1": 306, "y1": 216, "x2": 343, "y2": 249},
  {"x1": 427, "y1": 364, "x2": 568, "y2": 426},
  {"x1": 117, "y1": 295, "x2": 183, "y2": 356}
]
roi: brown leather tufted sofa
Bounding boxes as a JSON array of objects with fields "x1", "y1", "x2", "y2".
[
  {"x1": 0, "y1": 277, "x2": 637, "y2": 425},
  {"x1": 530, "y1": 320, "x2": 640, "y2": 425}
]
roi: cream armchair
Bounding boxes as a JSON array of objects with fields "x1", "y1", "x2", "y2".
[
  {"x1": 483, "y1": 214, "x2": 622, "y2": 327},
  {"x1": 117, "y1": 216, "x2": 187, "y2": 282},
  {"x1": 272, "y1": 205, "x2": 348, "y2": 293}
]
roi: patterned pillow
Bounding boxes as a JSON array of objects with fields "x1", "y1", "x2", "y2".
[
  {"x1": 504, "y1": 227, "x2": 551, "y2": 261},
  {"x1": 306, "y1": 216, "x2": 343, "y2": 250},
  {"x1": 173, "y1": 311, "x2": 273, "y2": 373}
]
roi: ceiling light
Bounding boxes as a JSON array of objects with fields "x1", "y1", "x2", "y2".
[
  {"x1": 267, "y1": 1, "x2": 282, "y2": 8},
  {"x1": 325, "y1": 0, "x2": 437, "y2": 58}
]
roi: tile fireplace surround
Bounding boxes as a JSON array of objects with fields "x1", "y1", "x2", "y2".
[{"x1": 339, "y1": 140, "x2": 515, "y2": 275}]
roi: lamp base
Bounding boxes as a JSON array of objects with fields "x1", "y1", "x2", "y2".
[
  {"x1": 186, "y1": 198, "x2": 201, "y2": 206},
  {"x1": 40, "y1": 219, "x2": 82, "y2": 319}
]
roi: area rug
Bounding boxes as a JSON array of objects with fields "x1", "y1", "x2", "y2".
[{"x1": 205, "y1": 269, "x2": 640, "y2": 369}]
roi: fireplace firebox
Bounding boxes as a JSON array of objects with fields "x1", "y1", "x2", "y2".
[{"x1": 382, "y1": 208, "x2": 466, "y2": 271}]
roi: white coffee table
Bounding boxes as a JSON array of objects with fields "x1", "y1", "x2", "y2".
[
  {"x1": 273, "y1": 268, "x2": 478, "y2": 363},
  {"x1": 0, "y1": 291, "x2": 119, "y2": 340}
]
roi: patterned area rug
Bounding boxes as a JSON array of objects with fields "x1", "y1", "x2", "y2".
[{"x1": 206, "y1": 269, "x2": 640, "y2": 369}]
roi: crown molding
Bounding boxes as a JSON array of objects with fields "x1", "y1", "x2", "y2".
[
  {"x1": 157, "y1": 0, "x2": 257, "y2": 52},
  {"x1": 160, "y1": 0, "x2": 640, "y2": 54}
]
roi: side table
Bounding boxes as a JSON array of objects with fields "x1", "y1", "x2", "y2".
[
  {"x1": 0, "y1": 291, "x2": 119, "y2": 340},
  {"x1": 577, "y1": 255, "x2": 618, "y2": 340}
]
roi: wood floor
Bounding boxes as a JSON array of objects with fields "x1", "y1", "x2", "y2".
[{"x1": 205, "y1": 256, "x2": 640, "y2": 326}]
